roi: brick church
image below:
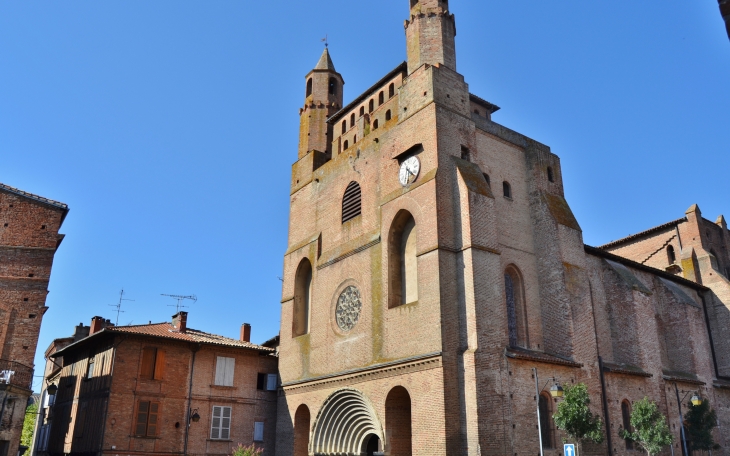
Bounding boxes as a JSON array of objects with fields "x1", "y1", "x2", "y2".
[{"x1": 274, "y1": 1, "x2": 730, "y2": 455}]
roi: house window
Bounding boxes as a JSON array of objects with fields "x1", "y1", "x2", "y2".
[
  {"x1": 214, "y1": 356, "x2": 235, "y2": 387},
  {"x1": 140, "y1": 348, "x2": 165, "y2": 380},
  {"x1": 134, "y1": 401, "x2": 160, "y2": 437},
  {"x1": 350, "y1": 113, "x2": 355, "y2": 127},
  {"x1": 257, "y1": 373, "x2": 278, "y2": 391},
  {"x1": 343, "y1": 140, "x2": 349, "y2": 150},
  {"x1": 389, "y1": 83, "x2": 395, "y2": 98},
  {"x1": 369, "y1": 99, "x2": 374, "y2": 113},
  {"x1": 385, "y1": 110, "x2": 392, "y2": 121},
  {"x1": 622, "y1": 401, "x2": 634, "y2": 450},
  {"x1": 86, "y1": 357, "x2": 95, "y2": 379},
  {"x1": 342, "y1": 181, "x2": 362, "y2": 223},
  {"x1": 503, "y1": 181, "x2": 512, "y2": 199},
  {"x1": 378, "y1": 91, "x2": 384, "y2": 105},
  {"x1": 211, "y1": 406, "x2": 232, "y2": 440},
  {"x1": 254, "y1": 421, "x2": 265, "y2": 442},
  {"x1": 373, "y1": 119, "x2": 379, "y2": 130},
  {"x1": 359, "y1": 106, "x2": 365, "y2": 117},
  {"x1": 667, "y1": 245, "x2": 676, "y2": 264},
  {"x1": 342, "y1": 120, "x2": 347, "y2": 134}
]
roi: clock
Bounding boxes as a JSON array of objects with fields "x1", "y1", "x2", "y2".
[{"x1": 399, "y1": 156, "x2": 420, "y2": 186}]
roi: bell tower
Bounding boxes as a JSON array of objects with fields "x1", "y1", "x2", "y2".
[
  {"x1": 298, "y1": 48, "x2": 344, "y2": 159},
  {"x1": 405, "y1": 0, "x2": 456, "y2": 74}
]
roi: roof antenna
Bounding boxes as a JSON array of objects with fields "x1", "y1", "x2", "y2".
[
  {"x1": 161, "y1": 294, "x2": 197, "y2": 313},
  {"x1": 109, "y1": 289, "x2": 134, "y2": 326},
  {"x1": 321, "y1": 34, "x2": 328, "y2": 48}
]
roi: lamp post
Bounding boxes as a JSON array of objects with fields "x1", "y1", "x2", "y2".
[
  {"x1": 533, "y1": 368, "x2": 564, "y2": 456},
  {"x1": 673, "y1": 384, "x2": 701, "y2": 456}
]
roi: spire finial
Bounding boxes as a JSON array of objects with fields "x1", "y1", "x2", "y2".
[{"x1": 321, "y1": 34, "x2": 328, "y2": 48}]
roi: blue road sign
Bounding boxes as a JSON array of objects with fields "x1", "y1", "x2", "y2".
[{"x1": 564, "y1": 444, "x2": 576, "y2": 456}]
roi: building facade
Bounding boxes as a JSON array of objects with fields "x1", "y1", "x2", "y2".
[
  {"x1": 43, "y1": 312, "x2": 279, "y2": 456},
  {"x1": 0, "y1": 182, "x2": 68, "y2": 456},
  {"x1": 275, "y1": 1, "x2": 730, "y2": 455}
]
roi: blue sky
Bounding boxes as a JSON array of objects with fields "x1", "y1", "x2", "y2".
[{"x1": 1, "y1": 1, "x2": 728, "y2": 392}]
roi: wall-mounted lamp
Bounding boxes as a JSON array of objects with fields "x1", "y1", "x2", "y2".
[{"x1": 189, "y1": 408, "x2": 201, "y2": 423}]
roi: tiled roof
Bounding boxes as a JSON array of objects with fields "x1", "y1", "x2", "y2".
[
  {"x1": 0, "y1": 182, "x2": 69, "y2": 212},
  {"x1": 108, "y1": 322, "x2": 275, "y2": 352},
  {"x1": 598, "y1": 218, "x2": 686, "y2": 249}
]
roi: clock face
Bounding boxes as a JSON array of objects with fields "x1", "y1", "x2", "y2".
[{"x1": 399, "y1": 156, "x2": 421, "y2": 186}]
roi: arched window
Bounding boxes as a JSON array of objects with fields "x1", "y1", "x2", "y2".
[
  {"x1": 329, "y1": 78, "x2": 337, "y2": 95},
  {"x1": 359, "y1": 106, "x2": 365, "y2": 117},
  {"x1": 547, "y1": 166, "x2": 554, "y2": 182},
  {"x1": 293, "y1": 259, "x2": 312, "y2": 337},
  {"x1": 385, "y1": 110, "x2": 392, "y2": 121},
  {"x1": 350, "y1": 113, "x2": 356, "y2": 127},
  {"x1": 306, "y1": 78, "x2": 313, "y2": 97},
  {"x1": 343, "y1": 140, "x2": 349, "y2": 150},
  {"x1": 621, "y1": 401, "x2": 633, "y2": 450},
  {"x1": 378, "y1": 91, "x2": 384, "y2": 105},
  {"x1": 342, "y1": 182, "x2": 362, "y2": 223},
  {"x1": 667, "y1": 245, "x2": 676, "y2": 265},
  {"x1": 342, "y1": 120, "x2": 347, "y2": 134},
  {"x1": 504, "y1": 266, "x2": 527, "y2": 347},
  {"x1": 539, "y1": 394, "x2": 554, "y2": 449},
  {"x1": 389, "y1": 83, "x2": 395, "y2": 98},
  {"x1": 389, "y1": 211, "x2": 418, "y2": 308},
  {"x1": 373, "y1": 119, "x2": 379, "y2": 130},
  {"x1": 503, "y1": 181, "x2": 512, "y2": 199},
  {"x1": 294, "y1": 405, "x2": 311, "y2": 456},
  {"x1": 369, "y1": 99, "x2": 374, "y2": 113},
  {"x1": 385, "y1": 387, "x2": 412, "y2": 455}
]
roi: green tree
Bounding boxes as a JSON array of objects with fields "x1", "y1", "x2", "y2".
[
  {"x1": 553, "y1": 383, "x2": 604, "y2": 454},
  {"x1": 231, "y1": 443, "x2": 263, "y2": 456},
  {"x1": 21, "y1": 402, "x2": 38, "y2": 447},
  {"x1": 685, "y1": 399, "x2": 720, "y2": 452},
  {"x1": 619, "y1": 397, "x2": 673, "y2": 455}
]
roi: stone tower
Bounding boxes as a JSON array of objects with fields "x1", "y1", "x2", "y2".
[{"x1": 404, "y1": 0, "x2": 456, "y2": 73}]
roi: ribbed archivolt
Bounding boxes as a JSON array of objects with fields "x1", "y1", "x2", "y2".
[
  {"x1": 311, "y1": 388, "x2": 383, "y2": 455},
  {"x1": 342, "y1": 181, "x2": 362, "y2": 223}
]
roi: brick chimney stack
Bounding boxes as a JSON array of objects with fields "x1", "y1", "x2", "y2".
[
  {"x1": 90, "y1": 316, "x2": 105, "y2": 335},
  {"x1": 172, "y1": 311, "x2": 188, "y2": 333},
  {"x1": 241, "y1": 323, "x2": 251, "y2": 342}
]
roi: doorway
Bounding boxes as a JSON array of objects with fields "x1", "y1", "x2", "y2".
[{"x1": 364, "y1": 434, "x2": 381, "y2": 456}]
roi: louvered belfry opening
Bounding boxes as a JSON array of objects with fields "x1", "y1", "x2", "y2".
[{"x1": 342, "y1": 181, "x2": 362, "y2": 223}]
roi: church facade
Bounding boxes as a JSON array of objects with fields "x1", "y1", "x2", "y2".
[{"x1": 275, "y1": 1, "x2": 730, "y2": 455}]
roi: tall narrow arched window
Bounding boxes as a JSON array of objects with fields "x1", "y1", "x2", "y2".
[
  {"x1": 359, "y1": 106, "x2": 365, "y2": 117},
  {"x1": 350, "y1": 113, "x2": 356, "y2": 127},
  {"x1": 306, "y1": 78, "x2": 313, "y2": 97},
  {"x1": 378, "y1": 91, "x2": 384, "y2": 105},
  {"x1": 343, "y1": 140, "x2": 349, "y2": 150},
  {"x1": 385, "y1": 110, "x2": 392, "y2": 121},
  {"x1": 667, "y1": 245, "x2": 676, "y2": 265},
  {"x1": 329, "y1": 78, "x2": 337, "y2": 95},
  {"x1": 369, "y1": 99, "x2": 374, "y2": 113},
  {"x1": 342, "y1": 120, "x2": 347, "y2": 134},
  {"x1": 504, "y1": 266, "x2": 527, "y2": 348},
  {"x1": 547, "y1": 166, "x2": 555, "y2": 182},
  {"x1": 621, "y1": 401, "x2": 634, "y2": 450},
  {"x1": 389, "y1": 211, "x2": 418, "y2": 308},
  {"x1": 373, "y1": 119, "x2": 379, "y2": 130},
  {"x1": 539, "y1": 394, "x2": 554, "y2": 449},
  {"x1": 389, "y1": 83, "x2": 395, "y2": 98},
  {"x1": 503, "y1": 181, "x2": 512, "y2": 199},
  {"x1": 342, "y1": 182, "x2": 362, "y2": 223},
  {"x1": 293, "y1": 259, "x2": 312, "y2": 337}
]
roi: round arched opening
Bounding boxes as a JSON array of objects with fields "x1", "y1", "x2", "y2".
[{"x1": 363, "y1": 434, "x2": 381, "y2": 455}]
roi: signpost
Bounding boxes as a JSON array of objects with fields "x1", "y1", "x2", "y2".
[{"x1": 564, "y1": 443, "x2": 576, "y2": 456}]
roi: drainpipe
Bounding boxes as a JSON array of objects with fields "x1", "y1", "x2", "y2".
[
  {"x1": 183, "y1": 344, "x2": 201, "y2": 456},
  {"x1": 597, "y1": 357, "x2": 612, "y2": 456}
]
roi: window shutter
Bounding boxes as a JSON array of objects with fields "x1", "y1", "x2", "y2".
[
  {"x1": 140, "y1": 348, "x2": 156, "y2": 379},
  {"x1": 254, "y1": 421, "x2": 264, "y2": 442},
  {"x1": 215, "y1": 357, "x2": 235, "y2": 386},
  {"x1": 257, "y1": 373, "x2": 265, "y2": 390},
  {"x1": 224, "y1": 358, "x2": 235, "y2": 387},
  {"x1": 342, "y1": 182, "x2": 362, "y2": 223},
  {"x1": 221, "y1": 407, "x2": 231, "y2": 439},
  {"x1": 266, "y1": 374, "x2": 277, "y2": 391},
  {"x1": 153, "y1": 350, "x2": 165, "y2": 380},
  {"x1": 211, "y1": 406, "x2": 221, "y2": 439},
  {"x1": 147, "y1": 402, "x2": 159, "y2": 436},
  {"x1": 135, "y1": 401, "x2": 149, "y2": 436}
]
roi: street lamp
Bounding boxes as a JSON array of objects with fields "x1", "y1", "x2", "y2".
[
  {"x1": 690, "y1": 393, "x2": 702, "y2": 407},
  {"x1": 533, "y1": 368, "x2": 564, "y2": 456},
  {"x1": 550, "y1": 383, "x2": 564, "y2": 399},
  {"x1": 46, "y1": 384, "x2": 58, "y2": 396},
  {"x1": 189, "y1": 408, "x2": 201, "y2": 424}
]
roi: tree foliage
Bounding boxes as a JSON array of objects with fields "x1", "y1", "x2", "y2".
[
  {"x1": 21, "y1": 402, "x2": 38, "y2": 447},
  {"x1": 553, "y1": 383, "x2": 604, "y2": 448},
  {"x1": 619, "y1": 397, "x2": 673, "y2": 455},
  {"x1": 685, "y1": 399, "x2": 720, "y2": 452},
  {"x1": 232, "y1": 443, "x2": 263, "y2": 456}
]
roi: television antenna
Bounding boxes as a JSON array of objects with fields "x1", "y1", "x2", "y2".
[
  {"x1": 161, "y1": 294, "x2": 197, "y2": 313},
  {"x1": 109, "y1": 289, "x2": 134, "y2": 326}
]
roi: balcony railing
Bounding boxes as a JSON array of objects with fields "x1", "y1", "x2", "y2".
[{"x1": 0, "y1": 359, "x2": 34, "y2": 390}]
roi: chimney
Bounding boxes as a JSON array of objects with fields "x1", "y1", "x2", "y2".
[
  {"x1": 241, "y1": 323, "x2": 251, "y2": 342},
  {"x1": 172, "y1": 311, "x2": 188, "y2": 333},
  {"x1": 90, "y1": 316, "x2": 105, "y2": 335},
  {"x1": 74, "y1": 323, "x2": 90, "y2": 341}
]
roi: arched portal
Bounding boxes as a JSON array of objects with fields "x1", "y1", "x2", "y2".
[
  {"x1": 385, "y1": 386, "x2": 412, "y2": 455},
  {"x1": 293, "y1": 404, "x2": 310, "y2": 456},
  {"x1": 311, "y1": 389, "x2": 383, "y2": 455},
  {"x1": 364, "y1": 434, "x2": 381, "y2": 455}
]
